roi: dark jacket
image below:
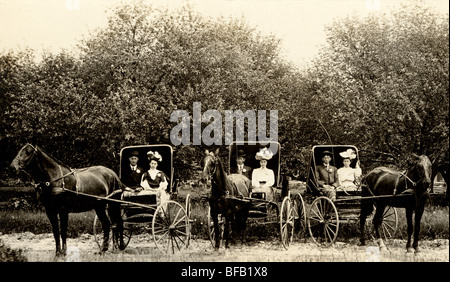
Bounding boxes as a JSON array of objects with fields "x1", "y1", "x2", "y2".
[
  {"x1": 315, "y1": 164, "x2": 337, "y2": 187},
  {"x1": 122, "y1": 165, "x2": 144, "y2": 188},
  {"x1": 230, "y1": 165, "x2": 252, "y2": 180}
]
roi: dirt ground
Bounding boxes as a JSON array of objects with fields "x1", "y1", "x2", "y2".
[{"x1": 0, "y1": 232, "x2": 448, "y2": 262}]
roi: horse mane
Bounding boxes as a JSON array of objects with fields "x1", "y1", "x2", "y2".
[
  {"x1": 213, "y1": 156, "x2": 236, "y2": 196},
  {"x1": 34, "y1": 145, "x2": 67, "y2": 168}
]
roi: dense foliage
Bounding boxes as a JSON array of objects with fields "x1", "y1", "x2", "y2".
[{"x1": 1, "y1": 1, "x2": 448, "y2": 182}]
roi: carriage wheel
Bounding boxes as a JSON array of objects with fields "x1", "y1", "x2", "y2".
[
  {"x1": 207, "y1": 206, "x2": 224, "y2": 248},
  {"x1": 307, "y1": 196, "x2": 340, "y2": 246},
  {"x1": 93, "y1": 209, "x2": 132, "y2": 251},
  {"x1": 152, "y1": 200, "x2": 190, "y2": 254},
  {"x1": 280, "y1": 196, "x2": 294, "y2": 249},
  {"x1": 365, "y1": 205, "x2": 399, "y2": 240},
  {"x1": 185, "y1": 194, "x2": 192, "y2": 246},
  {"x1": 380, "y1": 206, "x2": 398, "y2": 239},
  {"x1": 292, "y1": 193, "x2": 307, "y2": 237}
]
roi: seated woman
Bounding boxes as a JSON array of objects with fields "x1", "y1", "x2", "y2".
[
  {"x1": 139, "y1": 151, "x2": 170, "y2": 209},
  {"x1": 251, "y1": 148, "x2": 275, "y2": 201},
  {"x1": 336, "y1": 149, "x2": 362, "y2": 191}
]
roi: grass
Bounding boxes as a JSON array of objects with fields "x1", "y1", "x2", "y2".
[{"x1": 0, "y1": 184, "x2": 448, "y2": 242}]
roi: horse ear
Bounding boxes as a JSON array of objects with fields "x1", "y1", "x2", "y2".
[
  {"x1": 205, "y1": 149, "x2": 210, "y2": 154},
  {"x1": 214, "y1": 148, "x2": 220, "y2": 156},
  {"x1": 411, "y1": 153, "x2": 420, "y2": 159}
]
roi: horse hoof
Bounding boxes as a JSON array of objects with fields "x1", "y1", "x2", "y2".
[{"x1": 406, "y1": 248, "x2": 414, "y2": 253}]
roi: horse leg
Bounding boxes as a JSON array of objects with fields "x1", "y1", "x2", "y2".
[
  {"x1": 359, "y1": 200, "x2": 373, "y2": 246},
  {"x1": 412, "y1": 205, "x2": 425, "y2": 253},
  {"x1": 405, "y1": 208, "x2": 414, "y2": 253},
  {"x1": 373, "y1": 203, "x2": 386, "y2": 250},
  {"x1": 59, "y1": 211, "x2": 69, "y2": 255},
  {"x1": 224, "y1": 216, "x2": 230, "y2": 249},
  {"x1": 211, "y1": 209, "x2": 221, "y2": 250},
  {"x1": 46, "y1": 209, "x2": 62, "y2": 255},
  {"x1": 95, "y1": 206, "x2": 111, "y2": 252},
  {"x1": 108, "y1": 203, "x2": 125, "y2": 250}
]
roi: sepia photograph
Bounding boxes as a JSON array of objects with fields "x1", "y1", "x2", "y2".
[{"x1": 0, "y1": 0, "x2": 448, "y2": 268}]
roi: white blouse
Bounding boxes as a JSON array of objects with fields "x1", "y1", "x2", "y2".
[
  {"x1": 251, "y1": 168, "x2": 275, "y2": 188},
  {"x1": 337, "y1": 166, "x2": 362, "y2": 188}
]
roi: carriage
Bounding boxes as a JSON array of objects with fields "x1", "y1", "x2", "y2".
[
  {"x1": 305, "y1": 145, "x2": 398, "y2": 246},
  {"x1": 93, "y1": 144, "x2": 192, "y2": 254},
  {"x1": 206, "y1": 141, "x2": 307, "y2": 249}
]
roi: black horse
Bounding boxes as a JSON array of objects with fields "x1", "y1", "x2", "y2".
[
  {"x1": 201, "y1": 149, "x2": 251, "y2": 249},
  {"x1": 360, "y1": 154, "x2": 432, "y2": 253},
  {"x1": 10, "y1": 143, "x2": 125, "y2": 256}
]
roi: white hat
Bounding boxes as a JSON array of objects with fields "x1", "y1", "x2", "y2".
[
  {"x1": 147, "y1": 151, "x2": 162, "y2": 162},
  {"x1": 339, "y1": 149, "x2": 356, "y2": 160},
  {"x1": 255, "y1": 148, "x2": 273, "y2": 160}
]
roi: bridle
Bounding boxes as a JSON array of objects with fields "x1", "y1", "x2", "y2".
[
  {"x1": 14, "y1": 144, "x2": 75, "y2": 189},
  {"x1": 14, "y1": 144, "x2": 38, "y2": 172},
  {"x1": 202, "y1": 153, "x2": 217, "y2": 183}
]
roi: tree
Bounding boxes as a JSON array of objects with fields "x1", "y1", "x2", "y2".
[
  {"x1": 306, "y1": 1, "x2": 449, "y2": 171},
  {"x1": 2, "y1": 1, "x2": 300, "y2": 179}
]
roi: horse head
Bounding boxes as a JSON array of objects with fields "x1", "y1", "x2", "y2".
[
  {"x1": 412, "y1": 154, "x2": 432, "y2": 191},
  {"x1": 200, "y1": 149, "x2": 219, "y2": 184},
  {"x1": 10, "y1": 143, "x2": 38, "y2": 173}
]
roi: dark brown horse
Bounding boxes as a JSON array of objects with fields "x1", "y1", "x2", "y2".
[
  {"x1": 360, "y1": 154, "x2": 432, "y2": 253},
  {"x1": 201, "y1": 149, "x2": 251, "y2": 249},
  {"x1": 10, "y1": 144, "x2": 125, "y2": 256}
]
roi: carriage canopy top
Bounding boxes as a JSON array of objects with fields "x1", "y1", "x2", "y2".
[
  {"x1": 119, "y1": 144, "x2": 174, "y2": 188},
  {"x1": 306, "y1": 145, "x2": 360, "y2": 195}
]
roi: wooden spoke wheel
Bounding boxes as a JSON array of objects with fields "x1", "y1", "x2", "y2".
[
  {"x1": 93, "y1": 209, "x2": 132, "y2": 251},
  {"x1": 292, "y1": 193, "x2": 307, "y2": 237},
  {"x1": 207, "y1": 206, "x2": 224, "y2": 248},
  {"x1": 152, "y1": 200, "x2": 190, "y2": 254},
  {"x1": 365, "y1": 205, "x2": 398, "y2": 240},
  {"x1": 280, "y1": 196, "x2": 294, "y2": 249},
  {"x1": 307, "y1": 196, "x2": 339, "y2": 246},
  {"x1": 379, "y1": 206, "x2": 398, "y2": 239},
  {"x1": 185, "y1": 193, "x2": 192, "y2": 246}
]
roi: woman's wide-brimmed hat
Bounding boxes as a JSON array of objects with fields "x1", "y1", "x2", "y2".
[
  {"x1": 339, "y1": 149, "x2": 357, "y2": 160},
  {"x1": 255, "y1": 147, "x2": 273, "y2": 161},
  {"x1": 147, "y1": 151, "x2": 162, "y2": 162}
]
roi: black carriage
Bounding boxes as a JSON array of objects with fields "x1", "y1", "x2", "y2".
[
  {"x1": 93, "y1": 144, "x2": 192, "y2": 254},
  {"x1": 305, "y1": 145, "x2": 398, "y2": 246},
  {"x1": 206, "y1": 141, "x2": 307, "y2": 249}
]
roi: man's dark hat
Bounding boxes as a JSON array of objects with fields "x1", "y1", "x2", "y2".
[
  {"x1": 130, "y1": 150, "x2": 139, "y2": 157},
  {"x1": 322, "y1": 150, "x2": 333, "y2": 157},
  {"x1": 237, "y1": 149, "x2": 246, "y2": 158}
]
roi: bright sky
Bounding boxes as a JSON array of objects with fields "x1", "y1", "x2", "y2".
[{"x1": 0, "y1": 0, "x2": 448, "y2": 67}]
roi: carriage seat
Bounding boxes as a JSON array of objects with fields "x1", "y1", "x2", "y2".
[
  {"x1": 250, "y1": 191, "x2": 266, "y2": 200},
  {"x1": 122, "y1": 193, "x2": 157, "y2": 204}
]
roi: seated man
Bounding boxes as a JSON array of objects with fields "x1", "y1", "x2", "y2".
[
  {"x1": 315, "y1": 150, "x2": 337, "y2": 201},
  {"x1": 230, "y1": 149, "x2": 252, "y2": 179},
  {"x1": 122, "y1": 150, "x2": 144, "y2": 189},
  {"x1": 336, "y1": 149, "x2": 362, "y2": 191},
  {"x1": 251, "y1": 148, "x2": 275, "y2": 201}
]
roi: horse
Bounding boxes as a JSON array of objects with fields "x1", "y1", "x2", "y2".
[
  {"x1": 200, "y1": 149, "x2": 251, "y2": 249},
  {"x1": 9, "y1": 143, "x2": 125, "y2": 256},
  {"x1": 359, "y1": 154, "x2": 432, "y2": 253}
]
